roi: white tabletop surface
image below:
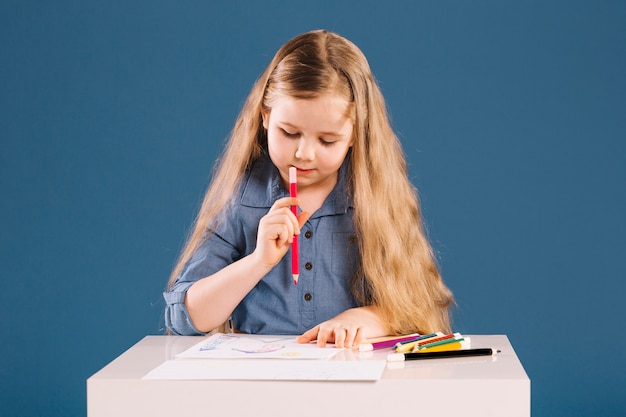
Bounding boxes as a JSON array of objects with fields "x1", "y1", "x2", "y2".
[{"x1": 88, "y1": 334, "x2": 530, "y2": 417}]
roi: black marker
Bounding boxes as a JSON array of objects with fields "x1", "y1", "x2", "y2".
[{"x1": 387, "y1": 348, "x2": 501, "y2": 361}]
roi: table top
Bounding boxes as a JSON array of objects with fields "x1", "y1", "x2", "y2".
[{"x1": 90, "y1": 334, "x2": 529, "y2": 382}]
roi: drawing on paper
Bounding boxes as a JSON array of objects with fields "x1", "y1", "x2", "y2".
[{"x1": 177, "y1": 333, "x2": 342, "y2": 360}]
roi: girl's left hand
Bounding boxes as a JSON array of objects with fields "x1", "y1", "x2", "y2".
[
  {"x1": 295, "y1": 306, "x2": 389, "y2": 348},
  {"x1": 297, "y1": 320, "x2": 363, "y2": 349}
]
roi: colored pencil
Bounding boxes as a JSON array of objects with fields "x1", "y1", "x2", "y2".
[
  {"x1": 395, "y1": 332, "x2": 444, "y2": 353},
  {"x1": 415, "y1": 337, "x2": 470, "y2": 353},
  {"x1": 413, "y1": 333, "x2": 463, "y2": 351},
  {"x1": 289, "y1": 167, "x2": 298, "y2": 285}
]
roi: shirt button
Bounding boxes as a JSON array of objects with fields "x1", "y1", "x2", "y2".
[
  {"x1": 304, "y1": 293, "x2": 313, "y2": 301},
  {"x1": 304, "y1": 230, "x2": 312, "y2": 239},
  {"x1": 305, "y1": 262, "x2": 313, "y2": 270},
  {"x1": 348, "y1": 235, "x2": 357, "y2": 244}
]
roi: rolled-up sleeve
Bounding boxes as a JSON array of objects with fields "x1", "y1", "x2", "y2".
[
  {"x1": 163, "y1": 219, "x2": 245, "y2": 335},
  {"x1": 163, "y1": 282, "x2": 205, "y2": 335}
]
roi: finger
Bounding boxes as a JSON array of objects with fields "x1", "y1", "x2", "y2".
[
  {"x1": 259, "y1": 218, "x2": 289, "y2": 244},
  {"x1": 275, "y1": 224, "x2": 291, "y2": 246},
  {"x1": 270, "y1": 197, "x2": 300, "y2": 212},
  {"x1": 316, "y1": 326, "x2": 331, "y2": 348},
  {"x1": 297, "y1": 211, "x2": 311, "y2": 229},
  {"x1": 344, "y1": 326, "x2": 359, "y2": 348},
  {"x1": 296, "y1": 326, "x2": 319, "y2": 344},
  {"x1": 333, "y1": 327, "x2": 347, "y2": 348},
  {"x1": 262, "y1": 211, "x2": 296, "y2": 242},
  {"x1": 269, "y1": 205, "x2": 301, "y2": 236},
  {"x1": 352, "y1": 328, "x2": 365, "y2": 348}
]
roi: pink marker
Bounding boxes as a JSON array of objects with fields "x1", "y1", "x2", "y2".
[
  {"x1": 358, "y1": 333, "x2": 421, "y2": 352},
  {"x1": 289, "y1": 167, "x2": 299, "y2": 285}
]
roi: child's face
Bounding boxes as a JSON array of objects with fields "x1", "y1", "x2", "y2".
[{"x1": 263, "y1": 93, "x2": 354, "y2": 193}]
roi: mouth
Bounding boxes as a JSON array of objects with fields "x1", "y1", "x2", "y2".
[
  {"x1": 291, "y1": 165, "x2": 314, "y2": 172},
  {"x1": 295, "y1": 168, "x2": 315, "y2": 175}
]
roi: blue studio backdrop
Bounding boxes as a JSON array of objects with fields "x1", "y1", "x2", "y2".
[{"x1": 1, "y1": 1, "x2": 624, "y2": 416}]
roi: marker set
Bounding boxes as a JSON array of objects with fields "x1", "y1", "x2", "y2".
[{"x1": 359, "y1": 332, "x2": 500, "y2": 362}]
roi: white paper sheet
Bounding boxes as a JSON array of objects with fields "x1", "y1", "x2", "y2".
[{"x1": 175, "y1": 333, "x2": 342, "y2": 360}]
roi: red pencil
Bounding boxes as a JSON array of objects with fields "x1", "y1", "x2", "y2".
[{"x1": 289, "y1": 167, "x2": 299, "y2": 285}]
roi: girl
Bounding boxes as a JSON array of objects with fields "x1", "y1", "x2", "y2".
[{"x1": 164, "y1": 30, "x2": 454, "y2": 348}]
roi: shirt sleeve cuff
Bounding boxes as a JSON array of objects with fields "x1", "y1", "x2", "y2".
[{"x1": 163, "y1": 284, "x2": 206, "y2": 336}]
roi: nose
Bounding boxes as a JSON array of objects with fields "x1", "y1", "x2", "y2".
[{"x1": 295, "y1": 138, "x2": 315, "y2": 161}]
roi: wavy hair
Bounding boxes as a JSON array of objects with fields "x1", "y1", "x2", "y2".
[{"x1": 168, "y1": 30, "x2": 454, "y2": 334}]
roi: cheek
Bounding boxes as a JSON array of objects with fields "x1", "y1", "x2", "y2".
[
  {"x1": 267, "y1": 134, "x2": 289, "y2": 161},
  {"x1": 318, "y1": 148, "x2": 347, "y2": 171}
]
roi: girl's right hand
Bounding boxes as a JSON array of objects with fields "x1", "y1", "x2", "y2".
[{"x1": 253, "y1": 197, "x2": 310, "y2": 270}]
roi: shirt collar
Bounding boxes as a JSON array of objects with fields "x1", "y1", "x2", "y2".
[{"x1": 240, "y1": 152, "x2": 353, "y2": 217}]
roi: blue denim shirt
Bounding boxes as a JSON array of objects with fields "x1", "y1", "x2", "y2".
[{"x1": 164, "y1": 153, "x2": 360, "y2": 335}]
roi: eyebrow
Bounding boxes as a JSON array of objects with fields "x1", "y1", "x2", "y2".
[{"x1": 279, "y1": 122, "x2": 344, "y2": 138}]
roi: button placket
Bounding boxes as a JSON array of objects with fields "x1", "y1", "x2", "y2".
[{"x1": 299, "y1": 222, "x2": 317, "y2": 329}]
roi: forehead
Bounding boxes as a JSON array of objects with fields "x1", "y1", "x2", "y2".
[{"x1": 268, "y1": 94, "x2": 353, "y2": 134}]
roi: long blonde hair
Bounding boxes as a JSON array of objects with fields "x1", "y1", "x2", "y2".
[{"x1": 168, "y1": 30, "x2": 454, "y2": 334}]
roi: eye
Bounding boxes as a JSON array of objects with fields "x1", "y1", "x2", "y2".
[
  {"x1": 319, "y1": 138, "x2": 335, "y2": 147},
  {"x1": 280, "y1": 128, "x2": 299, "y2": 138}
]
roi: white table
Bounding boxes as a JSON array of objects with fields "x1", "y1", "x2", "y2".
[{"x1": 87, "y1": 334, "x2": 530, "y2": 416}]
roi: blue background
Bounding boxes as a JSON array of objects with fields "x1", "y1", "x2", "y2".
[{"x1": 1, "y1": 1, "x2": 624, "y2": 416}]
